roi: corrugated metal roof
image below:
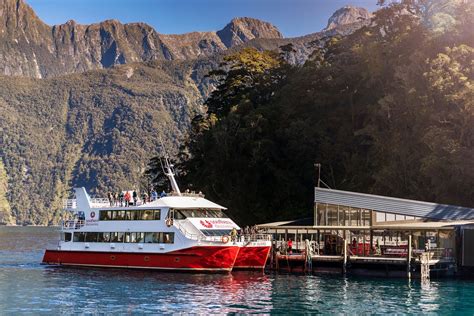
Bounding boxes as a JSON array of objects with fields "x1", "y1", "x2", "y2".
[{"x1": 315, "y1": 188, "x2": 474, "y2": 221}]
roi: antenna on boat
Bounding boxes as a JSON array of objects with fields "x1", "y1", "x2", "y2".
[{"x1": 159, "y1": 138, "x2": 182, "y2": 196}]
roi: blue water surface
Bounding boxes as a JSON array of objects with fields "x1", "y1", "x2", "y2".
[{"x1": 1, "y1": 226, "x2": 474, "y2": 314}]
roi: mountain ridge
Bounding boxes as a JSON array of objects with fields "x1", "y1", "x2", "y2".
[{"x1": 0, "y1": 0, "x2": 284, "y2": 78}]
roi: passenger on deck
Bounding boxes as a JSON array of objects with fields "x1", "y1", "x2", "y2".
[
  {"x1": 132, "y1": 190, "x2": 138, "y2": 206},
  {"x1": 119, "y1": 191, "x2": 124, "y2": 207},
  {"x1": 114, "y1": 192, "x2": 119, "y2": 206},
  {"x1": 124, "y1": 191, "x2": 131, "y2": 207},
  {"x1": 151, "y1": 190, "x2": 158, "y2": 201},
  {"x1": 288, "y1": 239, "x2": 293, "y2": 254},
  {"x1": 141, "y1": 192, "x2": 148, "y2": 205},
  {"x1": 108, "y1": 192, "x2": 114, "y2": 206},
  {"x1": 160, "y1": 190, "x2": 167, "y2": 198},
  {"x1": 230, "y1": 228, "x2": 238, "y2": 244}
]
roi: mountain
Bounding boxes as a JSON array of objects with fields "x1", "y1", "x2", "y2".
[
  {"x1": 0, "y1": 0, "x2": 373, "y2": 224},
  {"x1": 324, "y1": 6, "x2": 372, "y2": 31},
  {"x1": 0, "y1": 58, "x2": 220, "y2": 224},
  {"x1": 0, "y1": 0, "x2": 283, "y2": 78}
]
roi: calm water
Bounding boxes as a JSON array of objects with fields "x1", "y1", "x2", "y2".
[{"x1": 1, "y1": 227, "x2": 474, "y2": 314}]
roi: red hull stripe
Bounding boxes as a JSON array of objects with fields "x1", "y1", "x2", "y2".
[
  {"x1": 43, "y1": 246, "x2": 240, "y2": 271},
  {"x1": 234, "y1": 246, "x2": 271, "y2": 269}
]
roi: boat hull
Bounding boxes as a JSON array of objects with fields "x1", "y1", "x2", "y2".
[
  {"x1": 234, "y1": 245, "x2": 271, "y2": 269},
  {"x1": 42, "y1": 246, "x2": 239, "y2": 272}
]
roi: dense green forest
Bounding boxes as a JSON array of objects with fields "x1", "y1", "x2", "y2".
[
  {"x1": 148, "y1": 0, "x2": 474, "y2": 225},
  {"x1": 0, "y1": 59, "x2": 218, "y2": 225}
]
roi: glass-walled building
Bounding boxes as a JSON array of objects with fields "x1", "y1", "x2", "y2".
[{"x1": 260, "y1": 188, "x2": 474, "y2": 261}]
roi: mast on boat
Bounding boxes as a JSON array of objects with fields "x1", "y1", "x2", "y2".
[
  {"x1": 159, "y1": 139, "x2": 181, "y2": 196},
  {"x1": 162, "y1": 157, "x2": 181, "y2": 196}
]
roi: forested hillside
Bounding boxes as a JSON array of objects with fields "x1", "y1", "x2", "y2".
[
  {"x1": 165, "y1": 0, "x2": 474, "y2": 225},
  {"x1": 0, "y1": 58, "x2": 218, "y2": 224}
]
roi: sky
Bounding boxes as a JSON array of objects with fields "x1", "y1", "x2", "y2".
[{"x1": 26, "y1": 0, "x2": 380, "y2": 38}]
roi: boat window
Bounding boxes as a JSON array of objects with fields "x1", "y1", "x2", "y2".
[
  {"x1": 110, "y1": 232, "x2": 119, "y2": 242},
  {"x1": 125, "y1": 232, "x2": 137, "y2": 243},
  {"x1": 73, "y1": 232, "x2": 86, "y2": 242},
  {"x1": 178, "y1": 209, "x2": 228, "y2": 218},
  {"x1": 200, "y1": 229, "x2": 232, "y2": 236},
  {"x1": 99, "y1": 211, "x2": 111, "y2": 220},
  {"x1": 85, "y1": 232, "x2": 98, "y2": 242},
  {"x1": 172, "y1": 210, "x2": 186, "y2": 220},
  {"x1": 144, "y1": 232, "x2": 154, "y2": 243},
  {"x1": 142, "y1": 210, "x2": 154, "y2": 220},
  {"x1": 163, "y1": 233, "x2": 174, "y2": 243},
  {"x1": 99, "y1": 209, "x2": 161, "y2": 221},
  {"x1": 98, "y1": 232, "x2": 110, "y2": 242},
  {"x1": 132, "y1": 210, "x2": 142, "y2": 220},
  {"x1": 136, "y1": 232, "x2": 145, "y2": 243},
  {"x1": 153, "y1": 232, "x2": 162, "y2": 243},
  {"x1": 62, "y1": 232, "x2": 72, "y2": 242},
  {"x1": 71, "y1": 232, "x2": 174, "y2": 244}
]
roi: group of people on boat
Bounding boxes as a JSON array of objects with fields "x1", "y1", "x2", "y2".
[
  {"x1": 107, "y1": 189, "x2": 166, "y2": 207},
  {"x1": 229, "y1": 225, "x2": 263, "y2": 243}
]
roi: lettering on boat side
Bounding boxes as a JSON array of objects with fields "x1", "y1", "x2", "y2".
[{"x1": 200, "y1": 220, "x2": 213, "y2": 228}]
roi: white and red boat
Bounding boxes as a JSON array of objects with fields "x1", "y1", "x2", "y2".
[{"x1": 42, "y1": 159, "x2": 271, "y2": 272}]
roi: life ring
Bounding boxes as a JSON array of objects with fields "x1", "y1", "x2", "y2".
[
  {"x1": 222, "y1": 235, "x2": 229, "y2": 243},
  {"x1": 166, "y1": 218, "x2": 173, "y2": 227}
]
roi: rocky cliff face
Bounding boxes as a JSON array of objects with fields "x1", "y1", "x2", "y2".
[
  {"x1": 324, "y1": 6, "x2": 372, "y2": 31},
  {"x1": 0, "y1": 0, "x2": 283, "y2": 78}
]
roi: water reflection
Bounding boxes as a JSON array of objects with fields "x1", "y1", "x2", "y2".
[{"x1": 1, "y1": 227, "x2": 474, "y2": 313}]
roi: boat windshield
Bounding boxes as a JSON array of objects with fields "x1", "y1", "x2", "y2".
[
  {"x1": 200, "y1": 229, "x2": 232, "y2": 236},
  {"x1": 173, "y1": 209, "x2": 228, "y2": 219}
]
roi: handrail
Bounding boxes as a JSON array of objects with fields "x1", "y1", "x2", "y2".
[
  {"x1": 63, "y1": 198, "x2": 111, "y2": 209},
  {"x1": 62, "y1": 219, "x2": 85, "y2": 230}
]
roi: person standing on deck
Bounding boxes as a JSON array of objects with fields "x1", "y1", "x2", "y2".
[
  {"x1": 108, "y1": 192, "x2": 114, "y2": 206},
  {"x1": 132, "y1": 190, "x2": 138, "y2": 206},
  {"x1": 124, "y1": 191, "x2": 131, "y2": 207},
  {"x1": 114, "y1": 192, "x2": 118, "y2": 206},
  {"x1": 151, "y1": 190, "x2": 158, "y2": 201},
  {"x1": 288, "y1": 239, "x2": 293, "y2": 254},
  {"x1": 119, "y1": 191, "x2": 124, "y2": 207},
  {"x1": 230, "y1": 228, "x2": 238, "y2": 244},
  {"x1": 141, "y1": 191, "x2": 147, "y2": 205}
]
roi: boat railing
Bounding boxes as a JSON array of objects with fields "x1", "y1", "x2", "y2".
[
  {"x1": 62, "y1": 220, "x2": 85, "y2": 230},
  {"x1": 63, "y1": 198, "x2": 110, "y2": 209},
  {"x1": 173, "y1": 220, "x2": 227, "y2": 243},
  {"x1": 241, "y1": 234, "x2": 272, "y2": 242}
]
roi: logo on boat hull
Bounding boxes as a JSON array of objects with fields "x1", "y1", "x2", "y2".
[{"x1": 200, "y1": 220, "x2": 213, "y2": 228}]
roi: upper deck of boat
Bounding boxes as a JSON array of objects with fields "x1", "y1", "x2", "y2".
[{"x1": 64, "y1": 191, "x2": 226, "y2": 211}]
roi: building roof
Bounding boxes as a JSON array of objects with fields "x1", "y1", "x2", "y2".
[{"x1": 315, "y1": 188, "x2": 474, "y2": 221}]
